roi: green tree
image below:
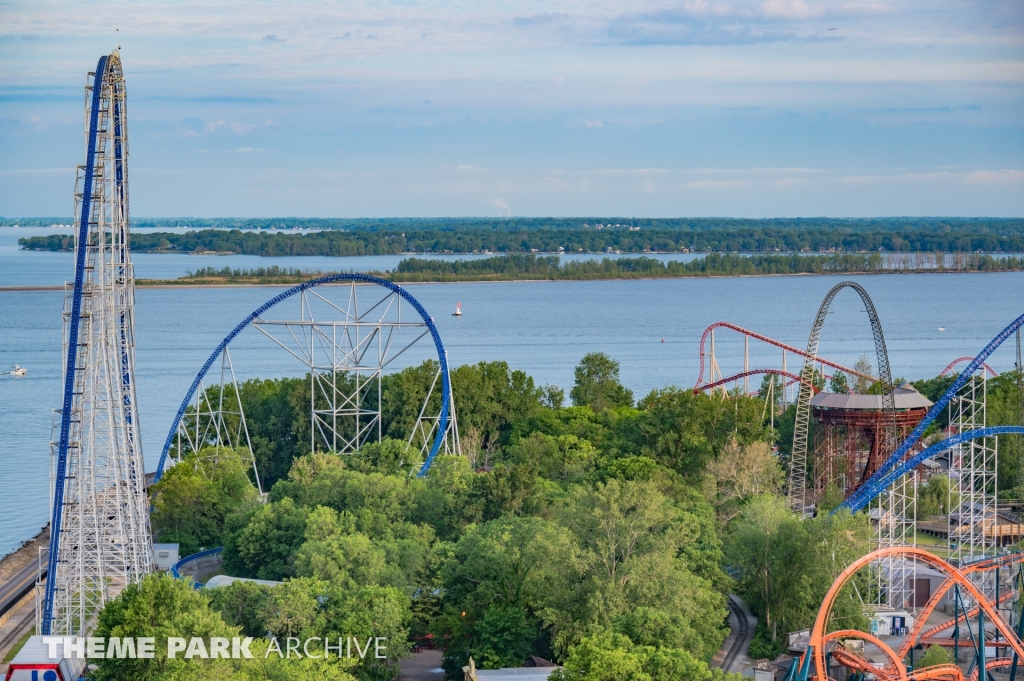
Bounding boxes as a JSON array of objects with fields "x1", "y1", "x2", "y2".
[
  {"x1": 571, "y1": 353, "x2": 634, "y2": 411},
  {"x1": 208, "y1": 579, "x2": 273, "y2": 637},
  {"x1": 704, "y1": 440, "x2": 784, "y2": 520},
  {"x1": 637, "y1": 388, "x2": 770, "y2": 477},
  {"x1": 542, "y1": 384, "x2": 566, "y2": 409},
  {"x1": 223, "y1": 497, "x2": 310, "y2": 580},
  {"x1": 412, "y1": 454, "x2": 482, "y2": 541},
  {"x1": 437, "y1": 516, "x2": 579, "y2": 673},
  {"x1": 728, "y1": 496, "x2": 871, "y2": 646},
  {"x1": 917, "y1": 474, "x2": 957, "y2": 519},
  {"x1": 293, "y1": 506, "x2": 404, "y2": 587},
  {"x1": 94, "y1": 574, "x2": 360, "y2": 681},
  {"x1": 470, "y1": 463, "x2": 542, "y2": 520},
  {"x1": 817, "y1": 482, "x2": 844, "y2": 513},
  {"x1": 726, "y1": 495, "x2": 809, "y2": 643},
  {"x1": 91, "y1": 572, "x2": 240, "y2": 680},
  {"x1": 150, "y1": 446, "x2": 260, "y2": 555},
  {"x1": 811, "y1": 368, "x2": 826, "y2": 392},
  {"x1": 554, "y1": 479, "x2": 727, "y2": 658},
  {"x1": 271, "y1": 454, "x2": 417, "y2": 528},
  {"x1": 346, "y1": 438, "x2": 421, "y2": 476},
  {"x1": 758, "y1": 373, "x2": 784, "y2": 407},
  {"x1": 254, "y1": 577, "x2": 410, "y2": 681},
  {"x1": 550, "y1": 631, "x2": 740, "y2": 681},
  {"x1": 506, "y1": 432, "x2": 598, "y2": 484},
  {"x1": 829, "y1": 371, "x2": 849, "y2": 394},
  {"x1": 915, "y1": 644, "x2": 953, "y2": 669},
  {"x1": 853, "y1": 355, "x2": 874, "y2": 393},
  {"x1": 601, "y1": 455, "x2": 658, "y2": 482},
  {"x1": 986, "y1": 372, "x2": 1024, "y2": 494}
]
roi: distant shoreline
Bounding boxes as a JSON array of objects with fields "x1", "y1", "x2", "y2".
[{"x1": 1, "y1": 267, "x2": 1018, "y2": 293}]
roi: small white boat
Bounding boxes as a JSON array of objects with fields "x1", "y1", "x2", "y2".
[
  {"x1": 9, "y1": 365, "x2": 27, "y2": 376},
  {"x1": 938, "y1": 327, "x2": 946, "y2": 332},
  {"x1": 453, "y1": 302, "x2": 462, "y2": 317}
]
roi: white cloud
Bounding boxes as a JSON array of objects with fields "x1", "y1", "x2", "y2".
[
  {"x1": 492, "y1": 198, "x2": 512, "y2": 216},
  {"x1": 0, "y1": 167, "x2": 75, "y2": 175},
  {"x1": 687, "y1": 179, "x2": 751, "y2": 189},
  {"x1": 585, "y1": 168, "x2": 671, "y2": 176},
  {"x1": 840, "y1": 170, "x2": 1024, "y2": 186},
  {"x1": 759, "y1": 0, "x2": 824, "y2": 19},
  {"x1": 965, "y1": 170, "x2": 1024, "y2": 186}
]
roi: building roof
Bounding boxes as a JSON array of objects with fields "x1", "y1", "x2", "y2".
[
  {"x1": 475, "y1": 671, "x2": 558, "y2": 679},
  {"x1": 810, "y1": 384, "x2": 932, "y2": 411},
  {"x1": 205, "y1": 575, "x2": 282, "y2": 588}
]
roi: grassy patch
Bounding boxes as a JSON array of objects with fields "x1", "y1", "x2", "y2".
[{"x1": 2, "y1": 629, "x2": 34, "y2": 664}]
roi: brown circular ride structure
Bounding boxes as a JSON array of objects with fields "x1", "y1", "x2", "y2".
[{"x1": 811, "y1": 384, "x2": 932, "y2": 500}]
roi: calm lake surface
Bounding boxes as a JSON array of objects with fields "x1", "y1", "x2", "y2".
[{"x1": 1, "y1": 226, "x2": 1023, "y2": 557}]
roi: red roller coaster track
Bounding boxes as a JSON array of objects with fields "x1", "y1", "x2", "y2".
[
  {"x1": 694, "y1": 322, "x2": 876, "y2": 390},
  {"x1": 693, "y1": 368, "x2": 820, "y2": 395},
  {"x1": 941, "y1": 356, "x2": 998, "y2": 378}
]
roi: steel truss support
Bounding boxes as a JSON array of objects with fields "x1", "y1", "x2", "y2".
[
  {"x1": 785, "y1": 281, "x2": 909, "y2": 607},
  {"x1": 845, "y1": 312, "x2": 1024, "y2": 511},
  {"x1": 172, "y1": 347, "x2": 263, "y2": 495},
  {"x1": 788, "y1": 281, "x2": 898, "y2": 515},
  {"x1": 875, "y1": 470, "x2": 917, "y2": 608},
  {"x1": 949, "y1": 370, "x2": 998, "y2": 602},
  {"x1": 407, "y1": 359, "x2": 462, "y2": 462},
  {"x1": 165, "y1": 280, "x2": 460, "y2": 482},
  {"x1": 44, "y1": 52, "x2": 152, "y2": 637}
]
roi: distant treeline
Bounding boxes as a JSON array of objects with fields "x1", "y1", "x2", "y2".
[
  {"x1": 142, "y1": 252, "x2": 1024, "y2": 286},
  {"x1": 20, "y1": 224, "x2": 1024, "y2": 256},
  {"x1": 8, "y1": 216, "x2": 1024, "y2": 233},
  {"x1": 390, "y1": 253, "x2": 1024, "y2": 281}
]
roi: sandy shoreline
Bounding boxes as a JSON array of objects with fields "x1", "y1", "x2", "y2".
[{"x1": 0, "y1": 268, "x2": 1013, "y2": 293}]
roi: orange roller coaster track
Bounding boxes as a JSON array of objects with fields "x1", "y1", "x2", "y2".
[{"x1": 803, "y1": 547, "x2": 1024, "y2": 681}]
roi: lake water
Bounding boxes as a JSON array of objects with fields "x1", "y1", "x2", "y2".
[{"x1": 1, "y1": 227, "x2": 1023, "y2": 557}]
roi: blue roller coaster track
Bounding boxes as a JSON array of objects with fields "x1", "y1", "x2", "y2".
[
  {"x1": 43, "y1": 55, "x2": 120, "y2": 635},
  {"x1": 154, "y1": 273, "x2": 451, "y2": 482},
  {"x1": 841, "y1": 426, "x2": 1024, "y2": 513},
  {"x1": 836, "y1": 312, "x2": 1024, "y2": 514}
]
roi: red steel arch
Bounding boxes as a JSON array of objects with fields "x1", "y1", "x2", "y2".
[
  {"x1": 694, "y1": 322, "x2": 875, "y2": 389},
  {"x1": 941, "y1": 356, "x2": 998, "y2": 378},
  {"x1": 693, "y1": 369, "x2": 816, "y2": 395}
]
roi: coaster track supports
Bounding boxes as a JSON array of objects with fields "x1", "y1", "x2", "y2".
[{"x1": 43, "y1": 51, "x2": 152, "y2": 636}]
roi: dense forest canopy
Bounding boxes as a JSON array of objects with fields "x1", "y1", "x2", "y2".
[
  {"x1": 93, "y1": 354, "x2": 1024, "y2": 680},
  {"x1": 125, "y1": 252, "x2": 1024, "y2": 287},
  {"x1": 17, "y1": 221, "x2": 1024, "y2": 256},
  {"x1": 8, "y1": 216, "x2": 1024, "y2": 235}
]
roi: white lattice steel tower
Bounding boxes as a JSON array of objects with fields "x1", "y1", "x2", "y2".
[
  {"x1": 43, "y1": 51, "x2": 152, "y2": 636},
  {"x1": 948, "y1": 370, "x2": 997, "y2": 602}
]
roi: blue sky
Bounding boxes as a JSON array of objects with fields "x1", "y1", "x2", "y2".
[{"x1": 1, "y1": 0, "x2": 1022, "y2": 218}]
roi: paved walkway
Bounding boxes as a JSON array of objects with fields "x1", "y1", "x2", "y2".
[{"x1": 399, "y1": 650, "x2": 445, "y2": 681}]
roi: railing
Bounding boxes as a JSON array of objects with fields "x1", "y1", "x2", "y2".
[{"x1": 170, "y1": 546, "x2": 224, "y2": 588}]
